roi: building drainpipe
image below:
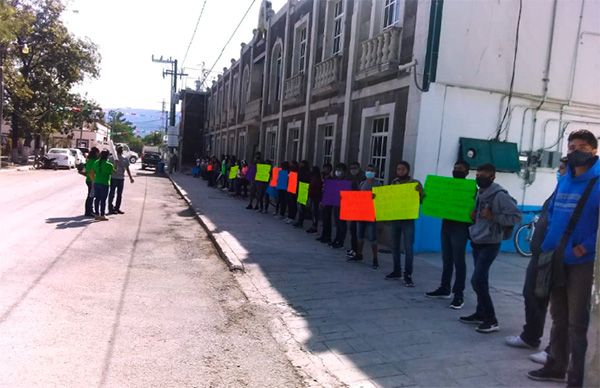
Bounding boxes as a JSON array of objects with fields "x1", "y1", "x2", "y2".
[
  {"x1": 422, "y1": 0, "x2": 444, "y2": 92},
  {"x1": 302, "y1": 0, "x2": 319, "y2": 160}
]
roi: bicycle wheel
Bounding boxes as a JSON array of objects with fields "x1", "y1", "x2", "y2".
[{"x1": 514, "y1": 223, "x2": 534, "y2": 257}]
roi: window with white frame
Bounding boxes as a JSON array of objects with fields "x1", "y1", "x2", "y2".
[
  {"x1": 288, "y1": 127, "x2": 300, "y2": 161},
  {"x1": 332, "y1": 0, "x2": 344, "y2": 55},
  {"x1": 383, "y1": 0, "x2": 403, "y2": 29},
  {"x1": 270, "y1": 44, "x2": 283, "y2": 102},
  {"x1": 297, "y1": 25, "x2": 307, "y2": 73},
  {"x1": 369, "y1": 117, "x2": 389, "y2": 183},
  {"x1": 322, "y1": 124, "x2": 334, "y2": 166},
  {"x1": 266, "y1": 129, "x2": 277, "y2": 161}
]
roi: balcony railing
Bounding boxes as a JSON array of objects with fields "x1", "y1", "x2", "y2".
[
  {"x1": 313, "y1": 55, "x2": 341, "y2": 95},
  {"x1": 245, "y1": 98, "x2": 262, "y2": 122},
  {"x1": 283, "y1": 72, "x2": 305, "y2": 105},
  {"x1": 356, "y1": 27, "x2": 401, "y2": 81}
]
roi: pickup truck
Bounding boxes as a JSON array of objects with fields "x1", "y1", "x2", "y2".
[{"x1": 141, "y1": 151, "x2": 161, "y2": 170}]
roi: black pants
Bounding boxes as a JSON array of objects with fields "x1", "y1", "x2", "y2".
[
  {"x1": 440, "y1": 220, "x2": 469, "y2": 298},
  {"x1": 277, "y1": 189, "x2": 288, "y2": 216},
  {"x1": 320, "y1": 205, "x2": 333, "y2": 241},
  {"x1": 85, "y1": 181, "x2": 94, "y2": 215},
  {"x1": 288, "y1": 193, "x2": 297, "y2": 219},
  {"x1": 519, "y1": 253, "x2": 551, "y2": 348},
  {"x1": 310, "y1": 198, "x2": 320, "y2": 228},
  {"x1": 349, "y1": 221, "x2": 358, "y2": 251},
  {"x1": 108, "y1": 178, "x2": 125, "y2": 212},
  {"x1": 471, "y1": 242, "x2": 501, "y2": 324},
  {"x1": 333, "y1": 206, "x2": 347, "y2": 244}
]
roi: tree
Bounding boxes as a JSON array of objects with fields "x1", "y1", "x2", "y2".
[
  {"x1": 143, "y1": 131, "x2": 163, "y2": 146},
  {"x1": 107, "y1": 110, "x2": 136, "y2": 144},
  {"x1": 3, "y1": 0, "x2": 100, "y2": 157}
]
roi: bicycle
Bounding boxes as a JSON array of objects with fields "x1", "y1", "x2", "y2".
[{"x1": 513, "y1": 213, "x2": 540, "y2": 257}]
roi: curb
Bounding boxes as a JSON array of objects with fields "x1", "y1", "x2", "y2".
[{"x1": 168, "y1": 175, "x2": 245, "y2": 272}]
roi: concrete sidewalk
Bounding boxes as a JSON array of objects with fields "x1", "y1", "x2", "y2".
[{"x1": 173, "y1": 173, "x2": 555, "y2": 388}]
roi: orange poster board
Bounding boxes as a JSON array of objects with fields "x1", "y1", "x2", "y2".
[
  {"x1": 207, "y1": 164, "x2": 213, "y2": 172},
  {"x1": 287, "y1": 172, "x2": 298, "y2": 194},
  {"x1": 269, "y1": 167, "x2": 281, "y2": 187},
  {"x1": 340, "y1": 191, "x2": 376, "y2": 222}
]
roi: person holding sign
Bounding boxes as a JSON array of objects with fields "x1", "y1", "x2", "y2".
[
  {"x1": 346, "y1": 162, "x2": 366, "y2": 260},
  {"x1": 316, "y1": 163, "x2": 334, "y2": 243},
  {"x1": 348, "y1": 165, "x2": 380, "y2": 268},
  {"x1": 276, "y1": 161, "x2": 290, "y2": 218},
  {"x1": 293, "y1": 161, "x2": 311, "y2": 228},
  {"x1": 331, "y1": 163, "x2": 349, "y2": 249},
  {"x1": 307, "y1": 165, "x2": 324, "y2": 234},
  {"x1": 426, "y1": 160, "x2": 472, "y2": 309},
  {"x1": 386, "y1": 161, "x2": 423, "y2": 287},
  {"x1": 459, "y1": 163, "x2": 521, "y2": 333},
  {"x1": 285, "y1": 161, "x2": 299, "y2": 224}
]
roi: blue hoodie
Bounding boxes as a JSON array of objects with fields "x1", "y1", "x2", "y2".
[{"x1": 542, "y1": 158, "x2": 600, "y2": 265}]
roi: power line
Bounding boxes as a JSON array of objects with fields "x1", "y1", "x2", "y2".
[
  {"x1": 200, "y1": 0, "x2": 258, "y2": 88},
  {"x1": 182, "y1": 0, "x2": 209, "y2": 67}
]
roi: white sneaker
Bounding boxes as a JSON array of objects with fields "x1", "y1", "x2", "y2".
[
  {"x1": 529, "y1": 351, "x2": 548, "y2": 365},
  {"x1": 504, "y1": 335, "x2": 537, "y2": 349}
]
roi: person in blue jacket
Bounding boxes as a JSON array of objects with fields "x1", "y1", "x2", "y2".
[{"x1": 528, "y1": 129, "x2": 600, "y2": 387}]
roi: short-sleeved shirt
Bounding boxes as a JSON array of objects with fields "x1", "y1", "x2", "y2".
[
  {"x1": 110, "y1": 155, "x2": 130, "y2": 179},
  {"x1": 92, "y1": 160, "x2": 114, "y2": 186},
  {"x1": 84, "y1": 158, "x2": 97, "y2": 183}
]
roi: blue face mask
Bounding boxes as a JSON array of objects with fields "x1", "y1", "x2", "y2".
[{"x1": 365, "y1": 171, "x2": 376, "y2": 179}]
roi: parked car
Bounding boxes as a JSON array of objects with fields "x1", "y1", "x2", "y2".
[
  {"x1": 141, "y1": 151, "x2": 161, "y2": 170},
  {"x1": 116, "y1": 143, "x2": 139, "y2": 164},
  {"x1": 69, "y1": 148, "x2": 86, "y2": 165},
  {"x1": 46, "y1": 148, "x2": 76, "y2": 169}
]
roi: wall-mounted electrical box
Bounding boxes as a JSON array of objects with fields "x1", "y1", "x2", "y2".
[
  {"x1": 539, "y1": 150, "x2": 562, "y2": 169},
  {"x1": 459, "y1": 138, "x2": 520, "y2": 172}
]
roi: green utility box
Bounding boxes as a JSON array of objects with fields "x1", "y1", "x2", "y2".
[{"x1": 459, "y1": 138, "x2": 520, "y2": 173}]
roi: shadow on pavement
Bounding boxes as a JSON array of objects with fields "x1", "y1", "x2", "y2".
[
  {"x1": 173, "y1": 173, "x2": 541, "y2": 387},
  {"x1": 46, "y1": 216, "x2": 95, "y2": 229}
]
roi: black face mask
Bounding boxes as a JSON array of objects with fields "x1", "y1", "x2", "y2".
[
  {"x1": 567, "y1": 150, "x2": 596, "y2": 167},
  {"x1": 476, "y1": 177, "x2": 493, "y2": 189},
  {"x1": 452, "y1": 170, "x2": 467, "y2": 179}
]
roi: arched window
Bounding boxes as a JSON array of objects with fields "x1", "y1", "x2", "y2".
[{"x1": 270, "y1": 43, "x2": 283, "y2": 103}]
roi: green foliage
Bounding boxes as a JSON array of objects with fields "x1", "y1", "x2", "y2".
[
  {"x1": 143, "y1": 131, "x2": 164, "y2": 146},
  {"x1": 3, "y1": 0, "x2": 101, "y2": 147},
  {"x1": 108, "y1": 110, "x2": 136, "y2": 144}
]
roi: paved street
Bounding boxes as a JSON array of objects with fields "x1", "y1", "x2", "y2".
[
  {"x1": 0, "y1": 166, "x2": 304, "y2": 387},
  {"x1": 173, "y1": 173, "x2": 557, "y2": 388}
]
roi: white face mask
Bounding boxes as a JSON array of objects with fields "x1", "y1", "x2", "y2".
[{"x1": 335, "y1": 170, "x2": 343, "y2": 177}]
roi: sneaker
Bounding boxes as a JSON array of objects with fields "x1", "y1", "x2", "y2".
[
  {"x1": 306, "y1": 227, "x2": 317, "y2": 234},
  {"x1": 505, "y1": 335, "x2": 538, "y2": 349},
  {"x1": 529, "y1": 351, "x2": 548, "y2": 365},
  {"x1": 385, "y1": 272, "x2": 402, "y2": 280},
  {"x1": 347, "y1": 254, "x2": 363, "y2": 262},
  {"x1": 404, "y1": 275, "x2": 415, "y2": 287},
  {"x1": 527, "y1": 367, "x2": 565, "y2": 383},
  {"x1": 476, "y1": 321, "x2": 499, "y2": 333},
  {"x1": 449, "y1": 296, "x2": 464, "y2": 310},
  {"x1": 254, "y1": 205, "x2": 259, "y2": 210},
  {"x1": 246, "y1": 204, "x2": 253, "y2": 209},
  {"x1": 459, "y1": 313, "x2": 484, "y2": 325},
  {"x1": 97, "y1": 216, "x2": 109, "y2": 221},
  {"x1": 116, "y1": 210, "x2": 124, "y2": 214},
  {"x1": 331, "y1": 241, "x2": 343, "y2": 249},
  {"x1": 425, "y1": 288, "x2": 452, "y2": 299},
  {"x1": 346, "y1": 249, "x2": 355, "y2": 257}
]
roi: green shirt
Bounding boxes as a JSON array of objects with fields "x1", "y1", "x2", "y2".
[
  {"x1": 84, "y1": 158, "x2": 97, "y2": 183},
  {"x1": 92, "y1": 159, "x2": 114, "y2": 186}
]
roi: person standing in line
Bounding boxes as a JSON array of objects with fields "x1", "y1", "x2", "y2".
[
  {"x1": 286, "y1": 161, "x2": 299, "y2": 224},
  {"x1": 91, "y1": 150, "x2": 114, "y2": 221},
  {"x1": 306, "y1": 165, "x2": 322, "y2": 234},
  {"x1": 330, "y1": 163, "x2": 348, "y2": 249},
  {"x1": 276, "y1": 161, "x2": 290, "y2": 219},
  {"x1": 346, "y1": 162, "x2": 366, "y2": 259},
  {"x1": 459, "y1": 163, "x2": 521, "y2": 333},
  {"x1": 79, "y1": 147, "x2": 99, "y2": 217},
  {"x1": 386, "y1": 161, "x2": 424, "y2": 287},
  {"x1": 505, "y1": 158, "x2": 567, "y2": 364},
  {"x1": 348, "y1": 164, "x2": 380, "y2": 269},
  {"x1": 246, "y1": 153, "x2": 262, "y2": 210},
  {"x1": 527, "y1": 130, "x2": 599, "y2": 387},
  {"x1": 293, "y1": 160, "x2": 311, "y2": 228},
  {"x1": 316, "y1": 163, "x2": 334, "y2": 243},
  {"x1": 108, "y1": 146, "x2": 134, "y2": 215},
  {"x1": 425, "y1": 160, "x2": 472, "y2": 309}
]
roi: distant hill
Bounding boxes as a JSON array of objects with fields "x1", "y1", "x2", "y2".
[{"x1": 105, "y1": 108, "x2": 181, "y2": 138}]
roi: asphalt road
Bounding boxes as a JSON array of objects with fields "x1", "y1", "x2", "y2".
[{"x1": 0, "y1": 166, "x2": 304, "y2": 387}]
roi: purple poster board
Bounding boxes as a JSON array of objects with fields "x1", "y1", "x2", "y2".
[
  {"x1": 322, "y1": 179, "x2": 352, "y2": 206},
  {"x1": 246, "y1": 164, "x2": 257, "y2": 183}
]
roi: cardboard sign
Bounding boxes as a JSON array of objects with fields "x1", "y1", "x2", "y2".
[
  {"x1": 322, "y1": 180, "x2": 352, "y2": 206},
  {"x1": 276, "y1": 170, "x2": 289, "y2": 190},
  {"x1": 372, "y1": 183, "x2": 420, "y2": 221},
  {"x1": 228, "y1": 165, "x2": 239, "y2": 180},
  {"x1": 269, "y1": 167, "x2": 281, "y2": 187},
  {"x1": 287, "y1": 172, "x2": 298, "y2": 194},
  {"x1": 340, "y1": 191, "x2": 376, "y2": 221},
  {"x1": 256, "y1": 164, "x2": 271, "y2": 182},
  {"x1": 421, "y1": 175, "x2": 477, "y2": 223},
  {"x1": 297, "y1": 182, "x2": 309, "y2": 205},
  {"x1": 207, "y1": 164, "x2": 213, "y2": 172}
]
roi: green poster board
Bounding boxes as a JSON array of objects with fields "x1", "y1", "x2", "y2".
[
  {"x1": 297, "y1": 182, "x2": 309, "y2": 205},
  {"x1": 255, "y1": 164, "x2": 271, "y2": 182},
  {"x1": 421, "y1": 175, "x2": 477, "y2": 223},
  {"x1": 372, "y1": 183, "x2": 420, "y2": 221},
  {"x1": 228, "y1": 165, "x2": 239, "y2": 180}
]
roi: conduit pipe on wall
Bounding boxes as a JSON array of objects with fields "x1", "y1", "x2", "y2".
[
  {"x1": 567, "y1": 0, "x2": 586, "y2": 105},
  {"x1": 542, "y1": 118, "x2": 600, "y2": 151}
]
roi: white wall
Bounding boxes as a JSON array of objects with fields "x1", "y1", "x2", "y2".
[{"x1": 436, "y1": 0, "x2": 600, "y2": 106}]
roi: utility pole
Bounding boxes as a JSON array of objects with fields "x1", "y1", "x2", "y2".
[{"x1": 0, "y1": 46, "x2": 4, "y2": 170}]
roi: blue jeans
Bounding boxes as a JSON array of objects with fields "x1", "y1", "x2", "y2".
[
  {"x1": 471, "y1": 243, "x2": 501, "y2": 324},
  {"x1": 391, "y1": 220, "x2": 415, "y2": 275},
  {"x1": 85, "y1": 181, "x2": 94, "y2": 215},
  {"x1": 108, "y1": 178, "x2": 124, "y2": 212},
  {"x1": 94, "y1": 183, "x2": 110, "y2": 216},
  {"x1": 358, "y1": 222, "x2": 377, "y2": 242},
  {"x1": 440, "y1": 220, "x2": 470, "y2": 297}
]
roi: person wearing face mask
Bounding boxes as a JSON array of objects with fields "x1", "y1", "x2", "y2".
[
  {"x1": 505, "y1": 157, "x2": 567, "y2": 365},
  {"x1": 330, "y1": 163, "x2": 349, "y2": 249},
  {"x1": 316, "y1": 163, "x2": 333, "y2": 243},
  {"x1": 459, "y1": 163, "x2": 521, "y2": 333},
  {"x1": 386, "y1": 161, "x2": 424, "y2": 287},
  {"x1": 346, "y1": 162, "x2": 366, "y2": 259},
  {"x1": 426, "y1": 160, "x2": 471, "y2": 309},
  {"x1": 527, "y1": 130, "x2": 600, "y2": 387}
]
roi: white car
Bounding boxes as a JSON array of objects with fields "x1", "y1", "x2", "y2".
[
  {"x1": 46, "y1": 148, "x2": 76, "y2": 169},
  {"x1": 116, "y1": 143, "x2": 139, "y2": 164},
  {"x1": 69, "y1": 148, "x2": 86, "y2": 165}
]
